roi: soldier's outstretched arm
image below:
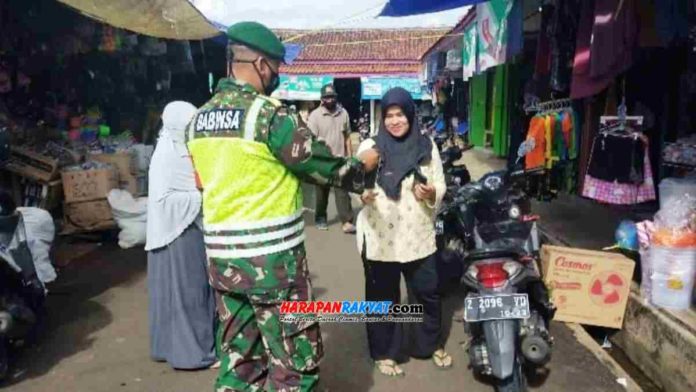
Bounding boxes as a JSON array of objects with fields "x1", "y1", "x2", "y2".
[{"x1": 266, "y1": 107, "x2": 366, "y2": 193}]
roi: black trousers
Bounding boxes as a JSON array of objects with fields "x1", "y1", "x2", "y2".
[{"x1": 362, "y1": 253, "x2": 442, "y2": 363}]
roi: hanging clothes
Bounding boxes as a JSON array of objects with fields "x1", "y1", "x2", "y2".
[
  {"x1": 548, "y1": 0, "x2": 582, "y2": 92},
  {"x1": 523, "y1": 108, "x2": 579, "y2": 198},
  {"x1": 524, "y1": 109, "x2": 578, "y2": 170},
  {"x1": 534, "y1": 4, "x2": 554, "y2": 77},
  {"x1": 525, "y1": 116, "x2": 547, "y2": 169},
  {"x1": 570, "y1": 0, "x2": 638, "y2": 99},
  {"x1": 582, "y1": 146, "x2": 656, "y2": 204},
  {"x1": 587, "y1": 133, "x2": 645, "y2": 184}
]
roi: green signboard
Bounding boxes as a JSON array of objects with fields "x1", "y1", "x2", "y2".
[
  {"x1": 361, "y1": 77, "x2": 424, "y2": 100},
  {"x1": 476, "y1": 0, "x2": 514, "y2": 72},
  {"x1": 272, "y1": 75, "x2": 334, "y2": 101}
]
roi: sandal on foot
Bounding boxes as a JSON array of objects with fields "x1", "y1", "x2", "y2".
[
  {"x1": 375, "y1": 359, "x2": 405, "y2": 378},
  {"x1": 432, "y1": 349, "x2": 453, "y2": 369}
]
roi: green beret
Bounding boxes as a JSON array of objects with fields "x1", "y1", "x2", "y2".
[{"x1": 227, "y1": 21, "x2": 286, "y2": 62}]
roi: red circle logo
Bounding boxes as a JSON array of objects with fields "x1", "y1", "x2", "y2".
[{"x1": 589, "y1": 271, "x2": 625, "y2": 306}]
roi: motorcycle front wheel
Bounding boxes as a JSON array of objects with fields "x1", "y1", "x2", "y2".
[{"x1": 495, "y1": 357, "x2": 527, "y2": 392}]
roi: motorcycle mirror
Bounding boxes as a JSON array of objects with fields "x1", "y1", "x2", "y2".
[{"x1": 517, "y1": 139, "x2": 535, "y2": 158}]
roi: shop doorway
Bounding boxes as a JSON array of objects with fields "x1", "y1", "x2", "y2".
[{"x1": 333, "y1": 78, "x2": 362, "y2": 133}]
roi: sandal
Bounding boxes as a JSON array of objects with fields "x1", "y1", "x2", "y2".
[
  {"x1": 375, "y1": 359, "x2": 405, "y2": 378},
  {"x1": 432, "y1": 349, "x2": 453, "y2": 369}
]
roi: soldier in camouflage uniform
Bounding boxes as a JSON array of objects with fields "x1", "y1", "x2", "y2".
[{"x1": 185, "y1": 22, "x2": 379, "y2": 392}]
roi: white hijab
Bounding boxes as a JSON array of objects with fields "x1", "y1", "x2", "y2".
[{"x1": 145, "y1": 101, "x2": 202, "y2": 251}]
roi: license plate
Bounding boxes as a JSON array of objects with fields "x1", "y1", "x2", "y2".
[
  {"x1": 464, "y1": 294, "x2": 530, "y2": 322},
  {"x1": 435, "y1": 219, "x2": 444, "y2": 235}
]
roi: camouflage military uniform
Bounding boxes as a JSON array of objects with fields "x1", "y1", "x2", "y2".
[{"x1": 187, "y1": 78, "x2": 364, "y2": 392}]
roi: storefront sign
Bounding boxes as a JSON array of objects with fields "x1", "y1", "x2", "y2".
[
  {"x1": 476, "y1": 0, "x2": 514, "y2": 72},
  {"x1": 360, "y1": 77, "x2": 424, "y2": 100},
  {"x1": 462, "y1": 24, "x2": 478, "y2": 81},
  {"x1": 272, "y1": 75, "x2": 334, "y2": 101}
]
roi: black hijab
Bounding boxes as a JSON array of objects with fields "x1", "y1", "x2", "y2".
[{"x1": 375, "y1": 87, "x2": 432, "y2": 199}]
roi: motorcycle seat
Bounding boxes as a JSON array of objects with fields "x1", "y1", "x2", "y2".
[{"x1": 464, "y1": 248, "x2": 526, "y2": 262}]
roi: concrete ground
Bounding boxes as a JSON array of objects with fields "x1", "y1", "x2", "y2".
[{"x1": 0, "y1": 148, "x2": 629, "y2": 392}]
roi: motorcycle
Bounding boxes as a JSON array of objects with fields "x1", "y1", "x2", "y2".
[
  {"x1": 0, "y1": 193, "x2": 46, "y2": 382},
  {"x1": 435, "y1": 148, "x2": 555, "y2": 392},
  {"x1": 357, "y1": 113, "x2": 371, "y2": 142},
  {"x1": 436, "y1": 135, "x2": 471, "y2": 191}
]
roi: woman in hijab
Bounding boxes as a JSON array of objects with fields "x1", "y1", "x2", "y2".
[
  {"x1": 145, "y1": 101, "x2": 217, "y2": 370},
  {"x1": 355, "y1": 87, "x2": 451, "y2": 377}
]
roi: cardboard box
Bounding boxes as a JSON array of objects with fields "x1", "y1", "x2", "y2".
[
  {"x1": 61, "y1": 168, "x2": 119, "y2": 203},
  {"x1": 20, "y1": 178, "x2": 63, "y2": 210},
  {"x1": 541, "y1": 245, "x2": 635, "y2": 329},
  {"x1": 4, "y1": 146, "x2": 60, "y2": 182},
  {"x1": 89, "y1": 152, "x2": 137, "y2": 177},
  {"x1": 63, "y1": 199, "x2": 115, "y2": 231}
]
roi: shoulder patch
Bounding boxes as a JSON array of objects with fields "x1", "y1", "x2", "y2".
[{"x1": 194, "y1": 109, "x2": 246, "y2": 133}]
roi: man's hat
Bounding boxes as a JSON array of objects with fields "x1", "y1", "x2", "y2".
[
  {"x1": 321, "y1": 84, "x2": 337, "y2": 98},
  {"x1": 227, "y1": 21, "x2": 286, "y2": 63}
]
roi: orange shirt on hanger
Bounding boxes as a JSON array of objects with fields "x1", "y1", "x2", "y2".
[{"x1": 525, "y1": 116, "x2": 546, "y2": 169}]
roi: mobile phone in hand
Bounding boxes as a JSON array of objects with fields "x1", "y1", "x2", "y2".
[{"x1": 413, "y1": 169, "x2": 428, "y2": 185}]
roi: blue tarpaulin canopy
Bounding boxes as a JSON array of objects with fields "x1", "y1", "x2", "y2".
[{"x1": 379, "y1": 0, "x2": 486, "y2": 17}]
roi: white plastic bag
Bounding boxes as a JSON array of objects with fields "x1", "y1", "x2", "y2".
[
  {"x1": 17, "y1": 207, "x2": 57, "y2": 283},
  {"x1": 649, "y1": 246, "x2": 696, "y2": 310},
  {"x1": 107, "y1": 189, "x2": 147, "y2": 249}
]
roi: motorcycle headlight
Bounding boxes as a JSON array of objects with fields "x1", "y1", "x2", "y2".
[
  {"x1": 503, "y1": 261, "x2": 522, "y2": 278},
  {"x1": 465, "y1": 264, "x2": 478, "y2": 280},
  {"x1": 509, "y1": 205, "x2": 521, "y2": 219}
]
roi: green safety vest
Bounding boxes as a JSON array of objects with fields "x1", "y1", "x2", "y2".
[{"x1": 187, "y1": 95, "x2": 304, "y2": 260}]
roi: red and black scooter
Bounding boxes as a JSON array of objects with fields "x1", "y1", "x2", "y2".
[{"x1": 435, "y1": 154, "x2": 555, "y2": 392}]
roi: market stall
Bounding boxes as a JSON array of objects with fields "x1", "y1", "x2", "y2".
[{"x1": 0, "y1": 0, "x2": 215, "y2": 237}]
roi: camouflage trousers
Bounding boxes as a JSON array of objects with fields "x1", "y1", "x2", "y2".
[{"x1": 211, "y1": 248, "x2": 324, "y2": 392}]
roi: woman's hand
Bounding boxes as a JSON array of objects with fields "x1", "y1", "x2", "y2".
[
  {"x1": 413, "y1": 183, "x2": 436, "y2": 203},
  {"x1": 361, "y1": 190, "x2": 378, "y2": 205}
]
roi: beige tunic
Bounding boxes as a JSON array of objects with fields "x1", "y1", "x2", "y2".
[{"x1": 356, "y1": 138, "x2": 446, "y2": 263}]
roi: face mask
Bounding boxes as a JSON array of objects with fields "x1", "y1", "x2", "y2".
[
  {"x1": 323, "y1": 100, "x2": 337, "y2": 110},
  {"x1": 253, "y1": 58, "x2": 280, "y2": 96},
  {"x1": 266, "y1": 69, "x2": 280, "y2": 95}
]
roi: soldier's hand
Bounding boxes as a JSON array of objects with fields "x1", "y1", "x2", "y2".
[{"x1": 358, "y1": 147, "x2": 380, "y2": 172}]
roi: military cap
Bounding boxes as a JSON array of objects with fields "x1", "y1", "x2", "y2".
[
  {"x1": 227, "y1": 21, "x2": 286, "y2": 62},
  {"x1": 321, "y1": 84, "x2": 337, "y2": 98}
]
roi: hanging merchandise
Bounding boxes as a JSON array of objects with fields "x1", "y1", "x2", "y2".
[
  {"x1": 548, "y1": 0, "x2": 582, "y2": 93},
  {"x1": 99, "y1": 25, "x2": 121, "y2": 53},
  {"x1": 581, "y1": 106, "x2": 655, "y2": 205},
  {"x1": 570, "y1": 0, "x2": 638, "y2": 99},
  {"x1": 167, "y1": 41, "x2": 195, "y2": 75},
  {"x1": 534, "y1": 4, "x2": 554, "y2": 78},
  {"x1": 139, "y1": 36, "x2": 167, "y2": 57},
  {"x1": 520, "y1": 98, "x2": 578, "y2": 200},
  {"x1": 522, "y1": 99, "x2": 577, "y2": 168}
]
